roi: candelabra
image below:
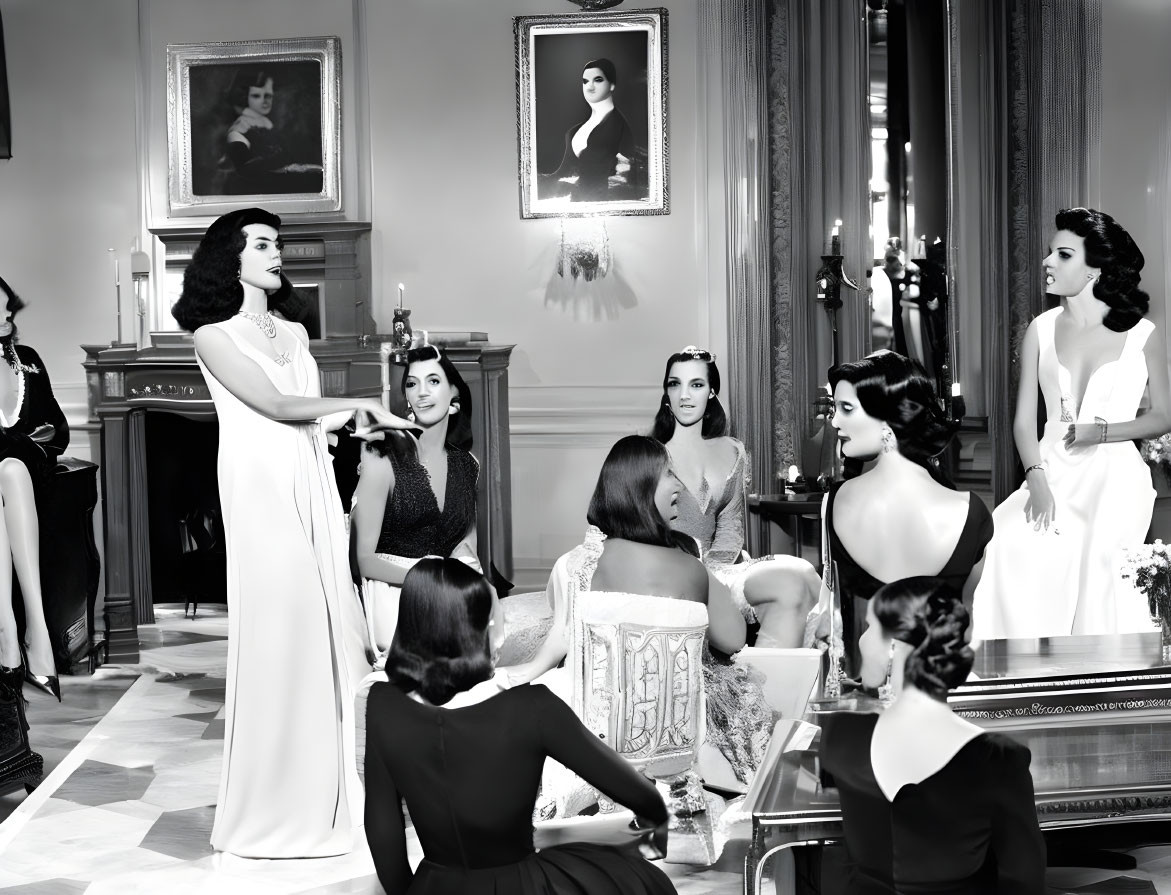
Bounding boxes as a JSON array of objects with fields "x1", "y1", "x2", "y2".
[{"x1": 816, "y1": 222, "x2": 867, "y2": 367}]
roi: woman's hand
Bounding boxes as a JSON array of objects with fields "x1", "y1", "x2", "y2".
[
  {"x1": 1063, "y1": 423, "x2": 1100, "y2": 450},
  {"x1": 631, "y1": 817, "x2": 669, "y2": 861},
  {"x1": 355, "y1": 403, "x2": 419, "y2": 433},
  {"x1": 1023, "y1": 471, "x2": 1057, "y2": 531}
]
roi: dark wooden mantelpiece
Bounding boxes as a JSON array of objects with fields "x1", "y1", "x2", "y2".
[{"x1": 84, "y1": 336, "x2": 514, "y2": 664}]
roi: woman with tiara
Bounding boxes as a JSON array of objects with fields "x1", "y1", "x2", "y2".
[
  {"x1": 651, "y1": 345, "x2": 820, "y2": 648},
  {"x1": 172, "y1": 207, "x2": 415, "y2": 857}
]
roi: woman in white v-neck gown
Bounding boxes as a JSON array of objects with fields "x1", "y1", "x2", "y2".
[
  {"x1": 172, "y1": 208, "x2": 415, "y2": 858},
  {"x1": 973, "y1": 208, "x2": 1171, "y2": 640}
]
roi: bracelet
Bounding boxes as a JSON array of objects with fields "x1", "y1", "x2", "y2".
[
  {"x1": 1024, "y1": 463, "x2": 1045, "y2": 476},
  {"x1": 1094, "y1": 416, "x2": 1108, "y2": 444}
]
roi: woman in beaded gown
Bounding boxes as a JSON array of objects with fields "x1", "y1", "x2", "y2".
[
  {"x1": 365, "y1": 558, "x2": 675, "y2": 895},
  {"x1": 172, "y1": 208, "x2": 415, "y2": 858},
  {"x1": 820, "y1": 577, "x2": 1045, "y2": 894},
  {"x1": 351, "y1": 344, "x2": 480, "y2": 657},
  {"x1": 651, "y1": 347, "x2": 820, "y2": 648},
  {"x1": 813, "y1": 352, "x2": 992, "y2": 677},
  {"x1": 502, "y1": 436, "x2": 773, "y2": 809},
  {"x1": 972, "y1": 208, "x2": 1171, "y2": 640}
]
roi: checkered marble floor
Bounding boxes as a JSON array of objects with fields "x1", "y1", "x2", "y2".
[{"x1": 0, "y1": 607, "x2": 744, "y2": 894}]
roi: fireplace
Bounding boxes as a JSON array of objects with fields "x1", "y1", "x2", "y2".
[{"x1": 84, "y1": 337, "x2": 514, "y2": 664}]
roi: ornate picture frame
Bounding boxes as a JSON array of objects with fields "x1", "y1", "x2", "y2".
[
  {"x1": 514, "y1": 9, "x2": 669, "y2": 219},
  {"x1": 166, "y1": 36, "x2": 341, "y2": 217}
]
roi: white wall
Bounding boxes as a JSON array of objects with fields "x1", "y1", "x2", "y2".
[
  {"x1": 0, "y1": 0, "x2": 141, "y2": 461},
  {"x1": 364, "y1": 0, "x2": 723, "y2": 585},
  {"x1": 0, "y1": 0, "x2": 725, "y2": 588}
]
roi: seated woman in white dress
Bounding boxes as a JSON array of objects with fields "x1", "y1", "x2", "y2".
[
  {"x1": 651, "y1": 346, "x2": 820, "y2": 647},
  {"x1": 972, "y1": 208, "x2": 1171, "y2": 640},
  {"x1": 501, "y1": 435, "x2": 773, "y2": 793},
  {"x1": 351, "y1": 345, "x2": 481, "y2": 657}
]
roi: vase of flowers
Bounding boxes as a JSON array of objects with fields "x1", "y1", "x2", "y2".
[
  {"x1": 1140, "y1": 435, "x2": 1171, "y2": 496},
  {"x1": 1122, "y1": 541, "x2": 1171, "y2": 662}
]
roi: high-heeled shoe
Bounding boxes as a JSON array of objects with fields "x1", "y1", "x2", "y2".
[{"x1": 19, "y1": 644, "x2": 60, "y2": 702}]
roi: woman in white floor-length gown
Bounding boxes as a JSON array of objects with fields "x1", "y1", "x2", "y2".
[
  {"x1": 172, "y1": 207, "x2": 415, "y2": 858},
  {"x1": 973, "y1": 208, "x2": 1171, "y2": 641}
]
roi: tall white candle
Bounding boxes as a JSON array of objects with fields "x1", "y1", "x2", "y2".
[{"x1": 397, "y1": 282, "x2": 405, "y2": 311}]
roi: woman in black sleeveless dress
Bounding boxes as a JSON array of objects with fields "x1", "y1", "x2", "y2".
[{"x1": 352, "y1": 345, "x2": 480, "y2": 656}]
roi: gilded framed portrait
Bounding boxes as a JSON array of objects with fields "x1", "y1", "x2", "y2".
[
  {"x1": 166, "y1": 36, "x2": 341, "y2": 217},
  {"x1": 514, "y1": 9, "x2": 669, "y2": 219}
]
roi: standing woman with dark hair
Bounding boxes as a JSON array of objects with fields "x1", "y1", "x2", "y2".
[
  {"x1": 816, "y1": 352, "x2": 992, "y2": 673},
  {"x1": 352, "y1": 344, "x2": 480, "y2": 657},
  {"x1": 973, "y1": 208, "x2": 1171, "y2": 640},
  {"x1": 820, "y1": 577, "x2": 1045, "y2": 893},
  {"x1": 172, "y1": 207, "x2": 416, "y2": 858},
  {"x1": 365, "y1": 558, "x2": 676, "y2": 895},
  {"x1": 652, "y1": 346, "x2": 820, "y2": 648},
  {"x1": 0, "y1": 276, "x2": 69, "y2": 705},
  {"x1": 544, "y1": 58, "x2": 636, "y2": 201}
]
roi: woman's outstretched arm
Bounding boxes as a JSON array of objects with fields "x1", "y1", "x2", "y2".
[{"x1": 194, "y1": 324, "x2": 414, "y2": 430}]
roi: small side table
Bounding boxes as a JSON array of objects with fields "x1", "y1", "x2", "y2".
[{"x1": 747, "y1": 492, "x2": 824, "y2": 562}]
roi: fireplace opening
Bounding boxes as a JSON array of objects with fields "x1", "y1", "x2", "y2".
[{"x1": 146, "y1": 412, "x2": 226, "y2": 605}]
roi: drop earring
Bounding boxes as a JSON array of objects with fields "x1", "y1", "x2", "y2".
[
  {"x1": 878, "y1": 642, "x2": 896, "y2": 707},
  {"x1": 448, "y1": 403, "x2": 459, "y2": 416},
  {"x1": 881, "y1": 426, "x2": 897, "y2": 454},
  {"x1": 406, "y1": 402, "x2": 415, "y2": 423}
]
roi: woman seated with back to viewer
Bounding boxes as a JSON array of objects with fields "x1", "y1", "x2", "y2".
[
  {"x1": 819, "y1": 577, "x2": 1045, "y2": 893},
  {"x1": 364, "y1": 557, "x2": 676, "y2": 895},
  {"x1": 813, "y1": 352, "x2": 992, "y2": 672},
  {"x1": 500, "y1": 435, "x2": 773, "y2": 791},
  {"x1": 652, "y1": 346, "x2": 820, "y2": 648},
  {"x1": 351, "y1": 344, "x2": 481, "y2": 657}
]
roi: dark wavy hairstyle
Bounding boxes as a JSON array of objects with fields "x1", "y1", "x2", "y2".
[
  {"x1": 383, "y1": 558, "x2": 495, "y2": 705},
  {"x1": 584, "y1": 58, "x2": 618, "y2": 87},
  {"x1": 651, "y1": 350, "x2": 727, "y2": 442},
  {"x1": 587, "y1": 435, "x2": 699, "y2": 556},
  {"x1": 368, "y1": 345, "x2": 474, "y2": 464},
  {"x1": 828, "y1": 351, "x2": 958, "y2": 484},
  {"x1": 171, "y1": 207, "x2": 294, "y2": 332},
  {"x1": 1054, "y1": 207, "x2": 1148, "y2": 332},
  {"x1": 0, "y1": 274, "x2": 26, "y2": 344},
  {"x1": 227, "y1": 67, "x2": 276, "y2": 112},
  {"x1": 872, "y1": 576, "x2": 973, "y2": 700}
]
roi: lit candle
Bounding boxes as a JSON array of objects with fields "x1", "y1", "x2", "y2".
[
  {"x1": 397, "y1": 282, "x2": 405, "y2": 311},
  {"x1": 831, "y1": 219, "x2": 842, "y2": 256},
  {"x1": 788, "y1": 464, "x2": 800, "y2": 483}
]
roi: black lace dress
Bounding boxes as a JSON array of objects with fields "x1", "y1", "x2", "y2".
[
  {"x1": 375, "y1": 446, "x2": 478, "y2": 559},
  {"x1": 365, "y1": 682, "x2": 676, "y2": 895}
]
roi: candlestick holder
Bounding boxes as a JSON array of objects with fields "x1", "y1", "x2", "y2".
[
  {"x1": 390, "y1": 307, "x2": 413, "y2": 363},
  {"x1": 816, "y1": 253, "x2": 866, "y2": 368}
]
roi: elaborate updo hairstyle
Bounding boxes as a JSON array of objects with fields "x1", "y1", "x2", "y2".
[
  {"x1": 872, "y1": 576, "x2": 973, "y2": 700},
  {"x1": 171, "y1": 207, "x2": 294, "y2": 331},
  {"x1": 651, "y1": 347, "x2": 728, "y2": 442},
  {"x1": 583, "y1": 57, "x2": 617, "y2": 88},
  {"x1": 587, "y1": 435, "x2": 699, "y2": 557},
  {"x1": 0, "y1": 274, "x2": 26, "y2": 343},
  {"x1": 828, "y1": 351, "x2": 958, "y2": 484},
  {"x1": 1055, "y1": 207, "x2": 1148, "y2": 332},
  {"x1": 383, "y1": 558, "x2": 495, "y2": 705}
]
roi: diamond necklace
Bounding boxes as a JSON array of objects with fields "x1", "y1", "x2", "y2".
[{"x1": 238, "y1": 311, "x2": 276, "y2": 339}]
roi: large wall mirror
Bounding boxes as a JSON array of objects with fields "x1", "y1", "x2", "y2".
[{"x1": 853, "y1": 0, "x2": 1169, "y2": 706}]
